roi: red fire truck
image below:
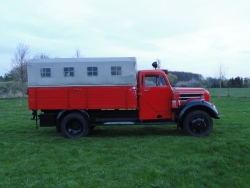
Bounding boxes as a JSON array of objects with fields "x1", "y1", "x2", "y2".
[{"x1": 27, "y1": 57, "x2": 219, "y2": 138}]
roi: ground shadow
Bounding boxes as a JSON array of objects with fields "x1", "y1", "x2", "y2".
[
  {"x1": 9, "y1": 125, "x2": 187, "y2": 138},
  {"x1": 88, "y1": 125, "x2": 186, "y2": 138}
]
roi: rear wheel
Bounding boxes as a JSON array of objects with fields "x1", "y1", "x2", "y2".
[
  {"x1": 61, "y1": 113, "x2": 89, "y2": 138},
  {"x1": 183, "y1": 110, "x2": 213, "y2": 137}
]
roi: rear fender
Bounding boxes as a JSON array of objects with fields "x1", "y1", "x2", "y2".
[{"x1": 177, "y1": 100, "x2": 220, "y2": 122}]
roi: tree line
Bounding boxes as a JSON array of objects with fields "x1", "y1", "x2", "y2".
[
  {"x1": 170, "y1": 71, "x2": 203, "y2": 81},
  {"x1": 157, "y1": 61, "x2": 249, "y2": 89},
  {"x1": 227, "y1": 77, "x2": 249, "y2": 88}
]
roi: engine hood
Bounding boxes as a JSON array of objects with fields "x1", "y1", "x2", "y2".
[
  {"x1": 172, "y1": 87, "x2": 210, "y2": 102},
  {"x1": 173, "y1": 87, "x2": 208, "y2": 94}
]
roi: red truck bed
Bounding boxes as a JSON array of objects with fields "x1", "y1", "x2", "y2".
[{"x1": 28, "y1": 86, "x2": 137, "y2": 110}]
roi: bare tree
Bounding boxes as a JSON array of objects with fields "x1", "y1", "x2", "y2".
[
  {"x1": 11, "y1": 43, "x2": 29, "y2": 98},
  {"x1": 215, "y1": 62, "x2": 228, "y2": 96},
  {"x1": 156, "y1": 58, "x2": 162, "y2": 69},
  {"x1": 33, "y1": 53, "x2": 50, "y2": 59},
  {"x1": 74, "y1": 47, "x2": 81, "y2": 58}
]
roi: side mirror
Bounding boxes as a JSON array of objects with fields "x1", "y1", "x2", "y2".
[{"x1": 152, "y1": 62, "x2": 158, "y2": 69}]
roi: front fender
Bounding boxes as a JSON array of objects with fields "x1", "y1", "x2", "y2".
[{"x1": 177, "y1": 100, "x2": 220, "y2": 122}]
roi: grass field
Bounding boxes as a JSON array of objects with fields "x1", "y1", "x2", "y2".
[
  {"x1": 0, "y1": 91, "x2": 250, "y2": 187},
  {"x1": 207, "y1": 87, "x2": 250, "y2": 97}
]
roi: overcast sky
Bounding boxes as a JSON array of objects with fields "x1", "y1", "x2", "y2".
[{"x1": 0, "y1": 0, "x2": 249, "y2": 78}]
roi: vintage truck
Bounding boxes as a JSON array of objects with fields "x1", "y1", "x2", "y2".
[{"x1": 27, "y1": 57, "x2": 219, "y2": 138}]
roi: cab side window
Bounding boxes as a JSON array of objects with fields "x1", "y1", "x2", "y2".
[
  {"x1": 159, "y1": 75, "x2": 167, "y2": 86},
  {"x1": 145, "y1": 76, "x2": 158, "y2": 86},
  {"x1": 145, "y1": 75, "x2": 167, "y2": 86}
]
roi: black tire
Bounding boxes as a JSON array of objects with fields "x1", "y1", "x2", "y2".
[
  {"x1": 61, "y1": 113, "x2": 89, "y2": 138},
  {"x1": 183, "y1": 110, "x2": 213, "y2": 137}
]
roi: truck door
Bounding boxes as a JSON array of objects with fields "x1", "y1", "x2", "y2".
[{"x1": 139, "y1": 74, "x2": 172, "y2": 120}]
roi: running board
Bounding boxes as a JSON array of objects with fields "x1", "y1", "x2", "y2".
[
  {"x1": 104, "y1": 122, "x2": 135, "y2": 125},
  {"x1": 97, "y1": 121, "x2": 175, "y2": 126}
]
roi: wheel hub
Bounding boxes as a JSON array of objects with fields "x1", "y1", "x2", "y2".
[
  {"x1": 191, "y1": 118, "x2": 205, "y2": 132},
  {"x1": 67, "y1": 121, "x2": 82, "y2": 135}
]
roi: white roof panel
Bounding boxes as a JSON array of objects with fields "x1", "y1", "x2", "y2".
[{"x1": 27, "y1": 57, "x2": 137, "y2": 87}]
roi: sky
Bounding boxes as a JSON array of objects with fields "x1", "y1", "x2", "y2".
[{"x1": 0, "y1": 0, "x2": 250, "y2": 78}]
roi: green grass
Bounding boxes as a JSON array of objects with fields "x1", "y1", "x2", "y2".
[
  {"x1": 207, "y1": 87, "x2": 250, "y2": 97},
  {"x1": 1, "y1": 94, "x2": 250, "y2": 187}
]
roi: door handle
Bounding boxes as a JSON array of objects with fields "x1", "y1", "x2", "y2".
[{"x1": 144, "y1": 89, "x2": 148, "y2": 92}]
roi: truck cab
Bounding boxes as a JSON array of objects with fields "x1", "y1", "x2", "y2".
[{"x1": 138, "y1": 70, "x2": 172, "y2": 120}]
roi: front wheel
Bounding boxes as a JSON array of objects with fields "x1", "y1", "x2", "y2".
[
  {"x1": 61, "y1": 113, "x2": 89, "y2": 138},
  {"x1": 183, "y1": 110, "x2": 213, "y2": 137}
]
